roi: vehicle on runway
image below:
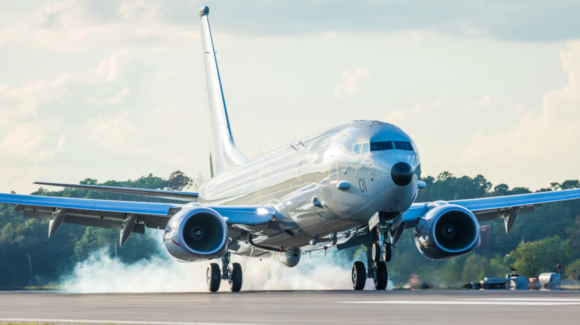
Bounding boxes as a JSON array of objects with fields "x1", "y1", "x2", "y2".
[{"x1": 1, "y1": 6, "x2": 580, "y2": 292}]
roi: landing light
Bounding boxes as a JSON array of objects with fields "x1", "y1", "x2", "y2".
[{"x1": 256, "y1": 207, "x2": 269, "y2": 215}]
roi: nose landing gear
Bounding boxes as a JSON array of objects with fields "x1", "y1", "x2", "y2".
[
  {"x1": 351, "y1": 217, "x2": 394, "y2": 291},
  {"x1": 350, "y1": 247, "x2": 389, "y2": 290},
  {"x1": 206, "y1": 252, "x2": 243, "y2": 292}
]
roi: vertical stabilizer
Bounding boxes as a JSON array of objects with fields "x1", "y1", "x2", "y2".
[{"x1": 200, "y1": 6, "x2": 247, "y2": 177}]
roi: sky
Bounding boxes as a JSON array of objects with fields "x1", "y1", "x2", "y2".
[{"x1": 0, "y1": 0, "x2": 579, "y2": 194}]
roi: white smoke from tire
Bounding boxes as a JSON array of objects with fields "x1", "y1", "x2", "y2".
[{"x1": 61, "y1": 231, "x2": 393, "y2": 292}]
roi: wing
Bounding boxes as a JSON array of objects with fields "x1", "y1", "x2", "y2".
[
  {"x1": 0, "y1": 192, "x2": 275, "y2": 246},
  {"x1": 34, "y1": 182, "x2": 198, "y2": 202},
  {"x1": 402, "y1": 188, "x2": 580, "y2": 233}
]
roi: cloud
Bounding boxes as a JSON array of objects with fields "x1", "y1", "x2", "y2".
[
  {"x1": 0, "y1": 78, "x2": 72, "y2": 126},
  {"x1": 383, "y1": 109, "x2": 407, "y2": 123},
  {"x1": 0, "y1": 51, "x2": 133, "y2": 121},
  {"x1": 178, "y1": 0, "x2": 580, "y2": 41},
  {"x1": 0, "y1": 0, "x2": 196, "y2": 51},
  {"x1": 381, "y1": 91, "x2": 450, "y2": 123},
  {"x1": 458, "y1": 41, "x2": 580, "y2": 184},
  {"x1": 2, "y1": 0, "x2": 575, "y2": 52},
  {"x1": 83, "y1": 113, "x2": 145, "y2": 155},
  {"x1": 86, "y1": 87, "x2": 131, "y2": 106},
  {"x1": 0, "y1": 50, "x2": 161, "y2": 192},
  {"x1": 334, "y1": 67, "x2": 371, "y2": 98},
  {"x1": 0, "y1": 122, "x2": 66, "y2": 164},
  {"x1": 469, "y1": 95, "x2": 501, "y2": 110}
]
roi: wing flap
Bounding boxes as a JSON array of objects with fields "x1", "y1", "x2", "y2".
[
  {"x1": 22, "y1": 210, "x2": 145, "y2": 234},
  {"x1": 2, "y1": 192, "x2": 181, "y2": 232},
  {"x1": 452, "y1": 189, "x2": 580, "y2": 212}
]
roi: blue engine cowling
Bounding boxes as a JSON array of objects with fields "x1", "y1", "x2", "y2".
[
  {"x1": 163, "y1": 207, "x2": 228, "y2": 262},
  {"x1": 414, "y1": 204, "x2": 480, "y2": 260}
]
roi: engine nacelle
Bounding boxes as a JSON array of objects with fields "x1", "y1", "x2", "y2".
[
  {"x1": 163, "y1": 207, "x2": 228, "y2": 262},
  {"x1": 414, "y1": 204, "x2": 480, "y2": 260},
  {"x1": 280, "y1": 248, "x2": 301, "y2": 268}
]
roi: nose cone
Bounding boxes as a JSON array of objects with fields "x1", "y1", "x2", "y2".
[{"x1": 391, "y1": 162, "x2": 413, "y2": 186}]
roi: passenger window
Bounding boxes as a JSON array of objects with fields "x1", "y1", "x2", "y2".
[
  {"x1": 353, "y1": 144, "x2": 362, "y2": 155},
  {"x1": 361, "y1": 143, "x2": 370, "y2": 155},
  {"x1": 370, "y1": 141, "x2": 393, "y2": 151},
  {"x1": 394, "y1": 141, "x2": 414, "y2": 151}
]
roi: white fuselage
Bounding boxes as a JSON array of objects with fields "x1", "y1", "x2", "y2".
[{"x1": 197, "y1": 120, "x2": 420, "y2": 256}]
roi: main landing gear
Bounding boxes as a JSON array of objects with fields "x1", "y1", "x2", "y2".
[{"x1": 206, "y1": 252, "x2": 243, "y2": 292}]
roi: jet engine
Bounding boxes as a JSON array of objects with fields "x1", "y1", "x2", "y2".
[
  {"x1": 163, "y1": 207, "x2": 228, "y2": 262},
  {"x1": 280, "y1": 248, "x2": 301, "y2": 267},
  {"x1": 414, "y1": 204, "x2": 480, "y2": 260}
]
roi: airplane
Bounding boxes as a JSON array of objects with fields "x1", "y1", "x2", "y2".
[{"x1": 1, "y1": 6, "x2": 580, "y2": 293}]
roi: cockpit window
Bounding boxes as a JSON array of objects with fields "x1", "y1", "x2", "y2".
[
  {"x1": 353, "y1": 144, "x2": 362, "y2": 155},
  {"x1": 370, "y1": 141, "x2": 393, "y2": 151},
  {"x1": 361, "y1": 143, "x2": 370, "y2": 155},
  {"x1": 394, "y1": 141, "x2": 414, "y2": 151}
]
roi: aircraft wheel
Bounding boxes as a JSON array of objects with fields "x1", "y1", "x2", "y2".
[
  {"x1": 229, "y1": 262, "x2": 243, "y2": 292},
  {"x1": 371, "y1": 243, "x2": 381, "y2": 262},
  {"x1": 352, "y1": 261, "x2": 366, "y2": 290},
  {"x1": 207, "y1": 263, "x2": 221, "y2": 292},
  {"x1": 374, "y1": 261, "x2": 388, "y2": 290},
  {"x1": 382, "y1": 241, "x2": 392, "y2": 262}
]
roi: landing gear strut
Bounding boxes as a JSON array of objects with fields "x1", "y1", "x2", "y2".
[{"x1": 206, "y1": 252, "x2": 243, "y2": 293}]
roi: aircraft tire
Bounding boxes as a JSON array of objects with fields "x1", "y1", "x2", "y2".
[
  {"x1": 374, "y1": 261, "x2": 388, "y2": 290},
  {"x1": 352, "y1": 261, "x2": 366, "y2": 290},
  {"x1": 382, "y1": 241, "x2": 391, "y2": 262},
  {"x1": 207, "y1": 263, "x2": 221, "y2": 292},
  {"x1": 229, "y1": 262, "x2": 243, "y2": 292}
]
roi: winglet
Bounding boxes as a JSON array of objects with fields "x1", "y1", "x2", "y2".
[{"x1": 199, "y1": 6, "x2": 209, "y2": 18}]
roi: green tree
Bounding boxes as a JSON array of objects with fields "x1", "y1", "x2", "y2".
[
  {"x1": 567, "y1": 216, "x2": 580, "y2": 259},
  {"x1": 509, "y1": 236, "x2": 571, "y2": 277},
  {"x1": 566, "y1": 259, "x2": 580, "y2": 281},
  {"x1": 417, "y1": 172, "x2": 491, "y2": 202},
  {"x1": 167, "y1": 170, "x2": 193, "y2": 191}
]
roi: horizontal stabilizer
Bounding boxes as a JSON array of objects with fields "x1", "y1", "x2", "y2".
[{"x1": 34, "y1": 182, "x2": 198, "y2": 202}]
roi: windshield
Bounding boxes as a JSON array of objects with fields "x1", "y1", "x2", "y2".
[
  {"x1": 394, "y1": 141, "x2": 414, "y2": 151},
  {"x1": 371, "y1": 141, "x2": 394, "y2": 151}
]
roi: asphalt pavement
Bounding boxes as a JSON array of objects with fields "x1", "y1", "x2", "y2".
[{"x1": 1, "y1": 290, "x2": 580, "y2": 325}]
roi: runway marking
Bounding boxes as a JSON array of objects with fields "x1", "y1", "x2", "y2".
[
  {"x1": 464, "y1": 298, "x2": 580, "y2": 302},
  {"x1": 337, "y1": 300, "x2": 580, "y2": 306},
  {"x1": 0, "y1": 319, "x2": 255, "y2": 325}
]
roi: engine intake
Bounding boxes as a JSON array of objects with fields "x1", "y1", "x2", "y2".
[
  {"x1": 414, "y1": 204, "x2": 480, "y2": 260},
  {"x1": 163, "y1": 207, "x2": 228, "y2": 261}
]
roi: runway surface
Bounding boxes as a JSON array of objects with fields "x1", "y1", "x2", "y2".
[{"x1": 1, "y1": 290, "x2": 580, "y2": 325}]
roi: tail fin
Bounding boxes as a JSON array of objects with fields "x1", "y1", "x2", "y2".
[{"x1": 199, "y1": 6, "x2": 247, "y2": 177}]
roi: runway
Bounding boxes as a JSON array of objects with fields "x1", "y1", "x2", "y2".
[{"x1": 1, "y1": 290, "x2": 580, "y2": 325}]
